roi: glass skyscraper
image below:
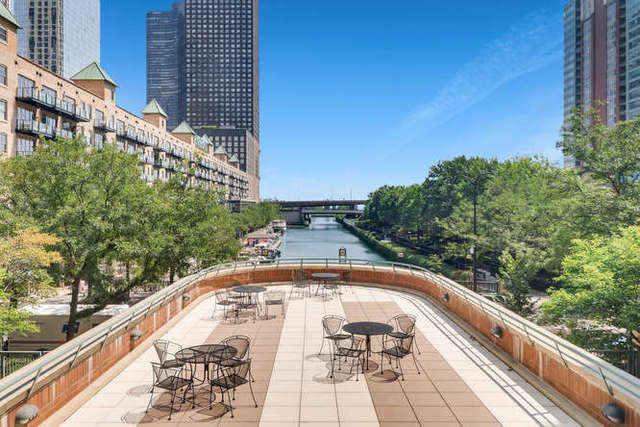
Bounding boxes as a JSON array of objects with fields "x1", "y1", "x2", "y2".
[
  {"x1": 146, "y1": 2, "x2": 185, "y2": 131},
  {"x1": 147, "y1": 0, "x2": 259, "y2": 181},
  {"x1": 11, "y1": 0, "x2": 100, "y2": 78}
]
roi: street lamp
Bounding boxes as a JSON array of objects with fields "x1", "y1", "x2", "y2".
[{"x1": 466, "y1": 170, "x2": 493, "y2": 293}]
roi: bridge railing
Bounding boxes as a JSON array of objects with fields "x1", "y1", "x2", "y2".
[{"x1": 0, "y1": 258, "x2": 638, "y2": 418}]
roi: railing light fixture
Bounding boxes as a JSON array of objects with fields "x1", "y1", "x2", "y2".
[
  {"x1": 601, "y1": 403, "x2": 625, "y2": 424},
  {"x1": 15, "y1": 404, "x2": 38, "y2": 425},
  {"x1": 491, "y1": 326, "x2": 503, "y2": 339},
  {"x1": 442, "y1": 293, "x2": 450, "y2": 302}
]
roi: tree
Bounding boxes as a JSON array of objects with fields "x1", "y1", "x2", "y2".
[
  {"x1": 0, "y1": 228, "x2": 62, "y2": 338},
  {"x1": 498, "y1": 251, "x2": 539, "y2": 315},
  {"x1": 560, "y1": 107, "x2": 640, "y2": 198},
  {"x1": 150, "y1": 176, "x2": 240, "y2": 283},
  {"x1": 0, "y1": 137, "x2": 146, "y2": 340},
  {"x1": 540, "y1": 225, "x2": 640, "y2": 344}
]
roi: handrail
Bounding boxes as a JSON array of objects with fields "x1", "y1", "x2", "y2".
[{"x1": 0, "y1": 258, "x2": 638, "y2": 411}]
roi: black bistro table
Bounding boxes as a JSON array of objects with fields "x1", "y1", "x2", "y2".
[
  {"x1": 312, "y1": 273, "x2": 340, "y2": 296},
  {"x1": 343, "y1": 321, "x2": 393, "y2": 370},
  {"x1": 233, "y1": 285, "x2": 267, "y2": 300},
  {"x1": 175, "y1": 344, "x2": 237, "y2": 384}
]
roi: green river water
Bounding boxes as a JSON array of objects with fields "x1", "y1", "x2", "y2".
[{"x1": 278, "y1": 217, "x2": 385, "y2": 261}]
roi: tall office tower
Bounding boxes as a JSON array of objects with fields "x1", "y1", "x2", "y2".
[
  {"x1": 11, "y1": 0, "x2": 100, "y2": 78},
  {"x1": 147, "y1": 0, "x2": 260, "y2": 193},
  {"x1": 146, "y1": 2, "x2": 185, "y2": 131},
  {"x1": 184, "y1": 0, "x2": 259, "y2": 180},
  {"x1": 563, "y1": 0, "x2": 630, "y2": 167}
]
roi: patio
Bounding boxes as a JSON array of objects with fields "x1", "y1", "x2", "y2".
[{"x1": 59, "y1": 283, "x2": 579, "y2": 426}]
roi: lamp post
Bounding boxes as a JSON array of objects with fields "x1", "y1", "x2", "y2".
[{"x1": 467, "y1": 170, "x2": 493, "y2": 293}]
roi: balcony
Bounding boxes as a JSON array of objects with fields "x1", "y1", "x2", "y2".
[
  {"x1": 57, "y1": 128, "x2": 73, "y2": 140},
  {"x1": 94, "y1": 119, "x2": 116, "y2": 133},
  {"x1": 15, "y1": 120, "x2": 55, "y2": 139},
  {"x1": 16, "y1": 87, "x2": 78, "y2": 120},
  {"x1": 75, "y1": 107, "x2": 90, "y2": 122}
]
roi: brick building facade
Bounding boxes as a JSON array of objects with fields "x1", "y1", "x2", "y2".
[{"x1": 0, "y1": 5, "x2": 256, "y2": 201}]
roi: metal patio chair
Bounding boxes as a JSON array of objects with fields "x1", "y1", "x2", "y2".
[
  {"x1": 319, "y1": 315, "x2": 350, "y2": 356},
  {"x1": 264, "y1": 290, "x2": 285, "y2": 317},
  {"x1": 387, "y1": 313, "x2": 421, "y2": 354},
  {"x1": 289, "y1": 269, "x2": 311, "y2": 298},
  {"x1": 208, "y1": 359, "x2": 257, "y2": 418},
  {"x1": 146, "y1": 362, "x2": 194, "y2": 420},
  {"x1": 212, "y1": 289, "x2": 235, "y2": 320},
  {"x1": 153, "y1": 339, "x2": 185, "y2": 369},
  {"x1": 330, "y1": 335, "x2": 366, "y2": 381},
  {"x1": 379, "y1": 334, "x2": 424, "y2": 381}
]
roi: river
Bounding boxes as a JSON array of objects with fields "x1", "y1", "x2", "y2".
[{"x1": 278, "y1": 216, "x2": 386, "y2": 261}]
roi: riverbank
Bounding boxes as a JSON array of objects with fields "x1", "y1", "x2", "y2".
[{"x1": 338, "y1": 217, "x2": 454, "y2": 276}]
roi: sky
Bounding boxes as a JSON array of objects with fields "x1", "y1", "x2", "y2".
[{"x1": 101, "y1": 0, "x2": 566, "y2": 200}]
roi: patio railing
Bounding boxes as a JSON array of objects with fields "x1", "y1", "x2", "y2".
[{"x1": 0, "y1": 258, "x2": 639, "y2": 414}]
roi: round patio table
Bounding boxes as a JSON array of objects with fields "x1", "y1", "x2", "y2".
[
  {"x1": 175, "y1": 344, "x2": 237, "y2": 383},
  {"x1": 343, "y1": 321, "x2": 393, "y2": 370},
  {"x1": 312, "y1": 273, "x2": 340, "y2": 296}
]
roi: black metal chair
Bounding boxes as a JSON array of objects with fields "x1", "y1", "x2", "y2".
[
  {"x1": 380, "y1": 335, "x2": 424, "y2": 381},
  {"x1": 208, "y1": 359, "x2": 257, "y2": 418},
  {"x1": 235, "y1": 295, "x2": 259, "y2": 323},
  {"x1": 387, "y1": 313, "x2": 421, "y2": 354},
  {"x1": 319, "y1": 315, "x2": 350, "y2": 356},
  {"x1": 218, "y1": 335, "x2": 251, "y2": 370},
  {"x1": 146, "y1": 362, "x2": 194, "y2": 420},
  {"x1": 153, "y1": 339, "x2": 185, "y2": 369},
  {"x1": 330, "y1": 335, "x2": 365, "y2": 381},
  {"x1": 212, "y1": 289, "x2": 235, "y2": 320},
  {"x1": 264, "y1": 290, "x2": 285, "y2": 317},
  {"x1": 289, "y1": 269, "x2": 311, "y2": 298}
]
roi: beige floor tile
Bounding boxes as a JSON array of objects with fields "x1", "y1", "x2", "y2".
[{"x1": 300, "y1": 405, "x2": 340, "y2": 422}]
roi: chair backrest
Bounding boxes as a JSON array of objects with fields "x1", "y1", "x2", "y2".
[
  {"x1": 393, "y1": 314, "x2": 416, "y2": 335},
  {"x1": 215, "y1": 290, "x2": 229, "y2": 303},
  {"x1": 222, "y1": 335, "x2": 251, "y2": 359},
  {"x1": 399, "y1": 335, "x2": 414, "y2": 353},
  {"x1": 322, "y1": 315, "x2": 345, "y2": 336},
  {"x1": 233, "y1": 359, "x2": 252, "y2": 381},
  {"x1": 151, "y1": 362, "x2": 179, "y2": 385},
  {"x1": 153, "y1": 339, "x2": 181, "y2": 363},
  {"x1": 265, "y1": 290, "x2": 284, "y2": 303}
]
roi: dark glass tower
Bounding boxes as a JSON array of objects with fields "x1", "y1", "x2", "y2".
[
  {"x1": 146, "y1": 0, "x2": 259, "y2": 181},
  {"x1": 146, "y1": 2, "x2": 185, "y2": 131},
  {"x1": 184, "y1": 0, "x2": 259, "y2": 139}
]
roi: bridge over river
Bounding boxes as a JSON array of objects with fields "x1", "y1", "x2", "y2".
[{"x1": 279, "y1": 199, "x2": 367, "y2": 225}]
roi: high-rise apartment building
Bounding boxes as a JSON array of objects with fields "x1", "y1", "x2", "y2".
[
  {"x1": 11, "y1": 0, "x2": 100, "y2": 78},
  {"x1": 146, "y1": 0, "x2": 259, "y2": 198},
  {"x1": 146, "y1": 2, "x2": 185, "y2": 131}
]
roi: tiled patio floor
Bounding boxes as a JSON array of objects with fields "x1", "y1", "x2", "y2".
[{"x1": 59, "y1": 284, "x2": 581, "y2": 426}]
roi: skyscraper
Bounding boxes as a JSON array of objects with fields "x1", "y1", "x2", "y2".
[
  {"x1": 11, "y1": 0, "x2": 100, "y2": 78},
  {"x1": 147, "y1": 0, "x2": 259, "y2": 196},
  {"x1": 146, "y1": 2, "x2": 185, "y2": 131}
]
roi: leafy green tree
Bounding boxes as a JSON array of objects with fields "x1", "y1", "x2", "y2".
[
  {"x1": 0, "y1": 137, "x2": 146, "y2": 340},
  {"x1": 560, "y1": 107, "x2": 640, "y2": 197},
  {"x1": 498, "y1": 250, "x2": 539, "y2": 315},
  {"x1": 0, "y1": 227, "x2": 62, "y2": 338},
  {"x1": 540, "y1": 225, "x2": 640, "y2": 342}
]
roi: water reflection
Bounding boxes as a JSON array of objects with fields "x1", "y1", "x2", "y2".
[{"x1": 279, "y1": 216, "x2": 385, "y2": 261}]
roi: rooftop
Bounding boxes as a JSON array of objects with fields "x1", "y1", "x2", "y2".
[
  {"x1": 70, "y1": 62, "x2": 118, "y2": 87},
  {"x1": 57, "y1": 284, "x2": 578, "y2": 426}
]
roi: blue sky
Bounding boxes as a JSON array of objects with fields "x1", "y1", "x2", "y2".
[{"x1": 102, "y1": 0, "x2": 565, "y2": 200}]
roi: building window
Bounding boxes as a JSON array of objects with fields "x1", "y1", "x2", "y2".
[
  {"x1": 0, "y1": 65, "x2": 6, "y2": 86},
  {"x1": 0, "y1": 27, "x2": 6, "y2": 43},
  {"x1": 0, "y1": 100, "x2": 6, "y2": 121},
  {"x1": 0, "y1": 133, "x2": 6, "y2": 153},
  {"x1": 17, "y1": 138, "x2": 34, "y2": 156}
]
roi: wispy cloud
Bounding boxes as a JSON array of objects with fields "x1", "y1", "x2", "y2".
[{"x1": 396, "y1": 7, "x2": 563, "y2": 146}]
